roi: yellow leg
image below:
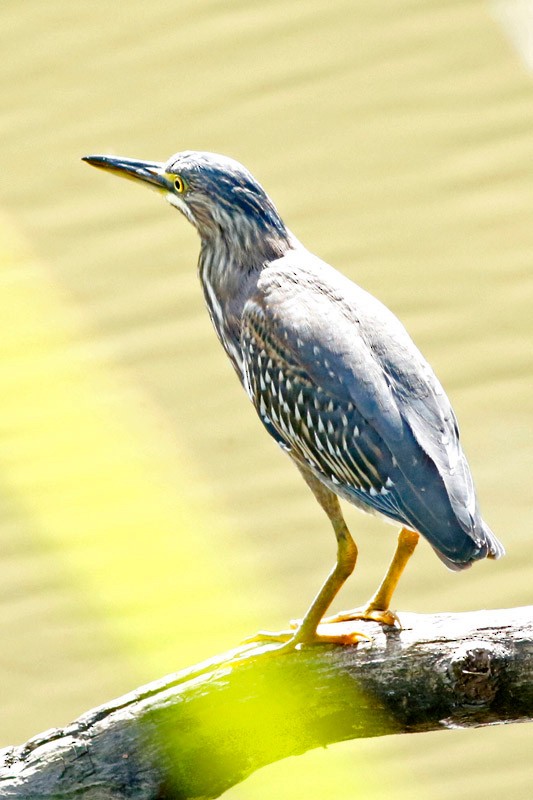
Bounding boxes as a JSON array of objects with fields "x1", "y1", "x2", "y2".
[
  {"x1": 321, "y1": 527, "x2": 419, "y2": 628},
  {"x1": 246, "y1": 463, "x2": 368, "y2": 649}
]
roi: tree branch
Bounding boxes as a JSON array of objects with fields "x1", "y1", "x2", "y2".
[{"x1": 0, "y1": 607, "x2": 531, "y2": 799}]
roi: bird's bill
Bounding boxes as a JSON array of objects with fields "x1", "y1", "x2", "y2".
[{"x1": 82, "y1": 154, "x2": 172, "y2": 193}]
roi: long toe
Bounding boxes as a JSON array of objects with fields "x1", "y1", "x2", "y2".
[
  {"x1": 321, "y1": 605, "x2": 401, "y2": 628},
  {"x1": 243, "y1": 623, "x2": 369, "y2": 649},
  {"x1": 311, "y1": 621, "x2": 371, "y2": 645},
  {"x1": 242, "y1": 629, "x2": 294, "y2": 645}
]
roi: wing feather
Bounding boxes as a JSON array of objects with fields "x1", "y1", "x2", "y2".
[{"x1": 239, "y1": 253, "x2": 503, "y2": 565}]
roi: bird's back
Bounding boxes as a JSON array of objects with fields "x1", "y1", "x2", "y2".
[{"x1": 241, "y1": 247, "x2": 504, "y2": 569}]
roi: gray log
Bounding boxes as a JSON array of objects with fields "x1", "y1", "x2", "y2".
[{"x1": 0, "y1": 607, "x2": 531, "y2": 799}]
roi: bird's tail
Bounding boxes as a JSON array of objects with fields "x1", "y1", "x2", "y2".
[
  {"x1": 433, "y1": 519, "x2": 504, "y2": 571},
  {"x1": 482, "y1": 521, "x2": 505, "y2": 561}
]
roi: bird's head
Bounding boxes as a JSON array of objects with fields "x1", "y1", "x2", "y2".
[{"x1": 83, "y1": 150, "x2": 290, "y2": 259}]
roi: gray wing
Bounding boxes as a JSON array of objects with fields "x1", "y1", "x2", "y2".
[{"x1": 240, "y1": 254, "x2": 503, "y2": 567}]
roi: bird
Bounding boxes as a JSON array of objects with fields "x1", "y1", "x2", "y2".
[{"x1": 83, "y1": 150, "x2": 504, "y2": 650}]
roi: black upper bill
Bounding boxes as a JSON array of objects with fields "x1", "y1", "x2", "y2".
[{"x1": 82, "y1": 155, "x2": 170, "y2": 192}]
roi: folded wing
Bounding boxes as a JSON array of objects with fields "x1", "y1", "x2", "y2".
[{"x1": 240, "y1": 254, "x2": 503, "y2": 567}]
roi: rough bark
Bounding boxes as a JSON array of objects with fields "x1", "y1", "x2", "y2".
[{"x1": 0, "y1": 607, "x2": 531, "y2": 800}]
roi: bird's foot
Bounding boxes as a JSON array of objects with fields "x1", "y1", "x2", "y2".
[
  {"x1": 316, "y1": 604, "x2": 401, "y2": 629},
  {"x1": 243, "y1": 629, "x2": 293, "y2": 645},
  {"x1": 243, "y1": 621, "x2": 370, "y2": 651}
]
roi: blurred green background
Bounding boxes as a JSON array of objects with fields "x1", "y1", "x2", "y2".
[{"x1": 1, "y1": 1, "x2": 532, "y2": 798}]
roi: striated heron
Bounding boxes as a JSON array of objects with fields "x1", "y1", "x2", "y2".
[{"x1": 83, "y1": 151, "x2": 504, "y2": 650}]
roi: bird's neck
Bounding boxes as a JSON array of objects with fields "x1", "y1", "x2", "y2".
[{"x1": 198, "y1": 229, "x2": 292, "y2": 379}]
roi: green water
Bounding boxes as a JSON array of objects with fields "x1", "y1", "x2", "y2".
[{"x1": 0, "y1": 1, "x2": 531, "y2": 798}]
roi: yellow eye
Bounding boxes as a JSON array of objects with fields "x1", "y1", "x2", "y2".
[{"x1": 174, "y1": 175, "x2": 186, "y2": 193}]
